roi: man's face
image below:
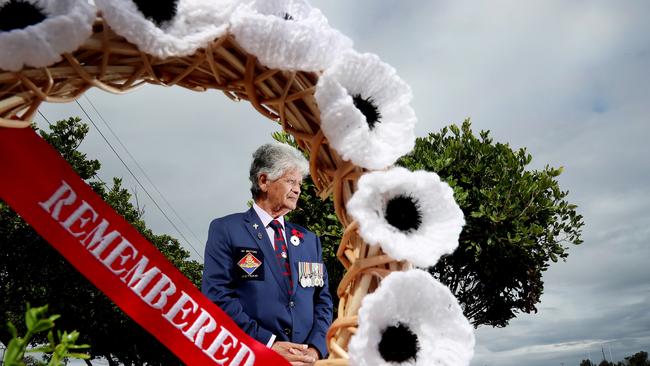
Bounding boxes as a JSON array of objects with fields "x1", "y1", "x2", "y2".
[{"x1": 259, "y1": 168, "x2": 303, "y2": 214}]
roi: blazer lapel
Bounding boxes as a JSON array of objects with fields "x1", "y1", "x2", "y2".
[{"x1": 243, "y1": 208, "x2": 289, "y2": 295}]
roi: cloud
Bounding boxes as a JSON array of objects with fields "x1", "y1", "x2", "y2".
[
  {"x1": 309, "y1": 1, "x2": 650, "y2": 366},
  {"x1": 31, "y1": 1, "x2": 650, "y2": 365},
  {"x1": 473, "y1": 294, "x2": 650, "y2": 366},
  {"x1": 40, "y1": 85, "x2": 283, "y2": 256}
]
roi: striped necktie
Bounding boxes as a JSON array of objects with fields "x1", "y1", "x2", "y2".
[{"x1": 269, "y1": 219, "x2": 293, "y2": 295}]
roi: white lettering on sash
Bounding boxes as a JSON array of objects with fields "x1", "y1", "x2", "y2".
[
  {"x1": 205, "y1": 326, "x2": 238, "y2": 365},
  {"x1": 61, "y1": 200, "x2": 98, "y2": 238},
  {"x1": 229, "y1": 342, "x2": 255, "y2": 366},
  {"x1": 143, "y1": 273, "x2": 176, "y2": 309},
  {"x1": 102, "y1": 238, "x2": 138, "y2": 276},
  {"x1": 164, "y1": 291, "x2": 198, "y2": 329},
  {"x1": 38, "y1": 181, "x2": 255, "y2": 365},
  {"x1": 120, "y1": 255, "x2": 160, "y2": 294},
  {"x1": 203, "y1": 326, "x2": 256, "y2": 366},
  {"x1": 184, "y1": 308, "x2": 217, "y2": 348},
  {"x1": 81, "y1": 218, "x2": 120, "y2": 258},
  {"x1": 39, "y1": 180, "x2": 77, "y2": 220}
]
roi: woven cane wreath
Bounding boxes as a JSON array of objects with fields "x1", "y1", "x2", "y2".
[{"x1": 0, "y1": 0, "x2": 474, "y2": 365}]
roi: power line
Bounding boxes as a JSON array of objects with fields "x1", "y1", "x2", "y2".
[
  {"x1": 38, "y1": 110, "x2": 52, "y2": 126},
  {"x1": 39, "y1": 110, "x2": 108, "y2": 187},
  {"x1": 74, "y1": 99, "x2": 204, "y2": 260},
  {"x1": 76, "y1": 98, "x2": 204, "y2": 259},
  {"x1": 83, "y1": 94, "x2": 204, "y2": 248}
]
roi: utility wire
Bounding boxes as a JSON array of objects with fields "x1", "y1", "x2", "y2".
[
  {"x1": 74, "y1": 99, "x2": 204, "y2": 260},
  {"x1": 83, "y1": 95, "x2": 204, "y2": 248},
  {"x1": 38, "y1": 110, "x2": 52, "y2": 126},
  {"x1": 38, "y1": 109, "x2": 107, "y2": 186}
]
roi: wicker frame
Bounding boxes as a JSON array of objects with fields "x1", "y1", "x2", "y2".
[{"x1": 0, "y1": 17, "x2": 410, "y2": 365}]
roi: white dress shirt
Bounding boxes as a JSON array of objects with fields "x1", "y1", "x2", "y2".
[{"x1": 253, "y1": 202, "x2": 287, "y2": 250}]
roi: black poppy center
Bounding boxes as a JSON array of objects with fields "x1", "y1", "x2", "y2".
[
  {"x1": 281, "y1": 12, "x2": 294, "y2": 21},
  {"x1": 385, "y1": 194, "x2": 422, "y2": 233},
  {"x1": 378, "y1": 323, "x2": 420, "y2": 363},
  {"x1": 133, "y1": 0, "x2": 178, "y2": 27},
  {"x1": 0, "y1": 0, "x2": 46, "y2": 32},
  {"x1": 352, "y1": 94, "x2": 381, "y2": 129}
]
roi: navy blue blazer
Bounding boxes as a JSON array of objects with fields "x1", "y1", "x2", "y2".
[{"x1": 201, "y1": 207, "x2": 333, "y2": 358}]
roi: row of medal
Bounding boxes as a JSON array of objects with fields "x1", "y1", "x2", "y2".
[{"x1": 298, "y1": 261, "x2": 324, "y2": 287}]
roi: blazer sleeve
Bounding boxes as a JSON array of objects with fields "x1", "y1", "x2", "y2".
[
  {"x1": 201, "y1": 218, "x2": 275, "y2": 345},
  {"x1": 305, "y1": 235, "x2": 334, "y2": 358}
]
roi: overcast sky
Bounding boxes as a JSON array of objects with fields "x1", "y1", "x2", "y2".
[{"x1": 36, "y1": 1, "x2": 650, "y2": 365}]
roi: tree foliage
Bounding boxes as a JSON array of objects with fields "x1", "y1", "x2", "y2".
[
  {"x1": 626, "y1": 351, "x2": 650, "y2": 366},
  {"x1": 3, "y1": 305, "x2": 89, "y2": 366},
  {"x1": 0, "y1": 117, "x2": 203, "y2": 366},
  {"x1": 583, "y1": 351, "x2": 650, "y2": 366},
  {"x1": 276, "y1": 119, "x2": 584, "y2": 327},
  {"x1": 397, "y1": 119, "x2": 583, "y2": 327}
]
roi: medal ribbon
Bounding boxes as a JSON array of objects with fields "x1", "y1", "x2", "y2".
[{"x1": 0, "y1": 128, "x2": 289, "y2": 366}]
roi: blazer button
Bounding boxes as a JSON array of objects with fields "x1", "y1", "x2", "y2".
[
  {"x1": 289, "y1": 301, "x2": 295, "y2": 308},
  {"x1": 284, "y1": 328, "x2": 291, "y2": 336}
]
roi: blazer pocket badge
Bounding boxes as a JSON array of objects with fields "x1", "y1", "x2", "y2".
[
  {"x1": 235, "y1": 247, "x2": 264, "y2": 281},
  {"x1": 298, "y1": 262, "x2": 324, "y2": 288}
]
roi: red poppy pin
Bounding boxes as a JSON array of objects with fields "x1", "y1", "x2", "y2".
[{"x1": 290, "y1": 228, "x2": 304, "y2": 246}]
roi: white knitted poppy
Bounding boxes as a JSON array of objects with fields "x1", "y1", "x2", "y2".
[
  {"x1": 0, "y1": 0, "x2": 95, "y2": 71},
  {"x1": 314, "y1": 50, "x2": 417, "y2": 170},
  {"x1": 346, "y1": 167, "x2": 464, "y2": 268},
  {"x1": 230, "y1": 0, "x2": 352, "y2": 71},
  {"x1": 349, "y1": 269, "x2": 475, "y2": 366},
  {"x1": 96, "y1": 0, "x2": 237, "y2": 59}
]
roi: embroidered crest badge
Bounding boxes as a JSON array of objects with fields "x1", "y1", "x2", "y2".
[{"x1": 238, "y1": 252, "x2": 262, "y2": 275}]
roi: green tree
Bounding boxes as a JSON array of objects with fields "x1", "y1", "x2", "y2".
[
  {"x1": 581, "y1": 360, "x2": 595, "y2": 366},
  {"x1": 278, "y1": 119, "x2": 584, "y2": 327},
  {"x1": 0, "y1": 117, "x2": 203, "y2": 366},
  {"x1": 398, "y1": 120, "x2": 584, "y2": 327},
  {"x1": 625, "y1": 351, "x2": 649, "y2": 366}
]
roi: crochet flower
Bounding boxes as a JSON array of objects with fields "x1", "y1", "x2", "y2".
[
  {"x1": 349, "y1": 269, "x2": 475, "y2": 366},
  {"x1": 346, "y1": 167, "x2": 464, "y2": 268},
  {"x1": 96, "y1": 0, "x2": 237, "y2": 58},
  {"x1": 230, "y1": 0, "x2": 352, "y2": 71},
  {"x1": 0, "y1": 0, "x2": 95, "y2": 71},
  {"x1": 314, "y1": 51, "x2": 416, "y2": 170}
]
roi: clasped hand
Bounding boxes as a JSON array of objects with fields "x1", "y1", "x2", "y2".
[{"x1": 271, "y1": 341, "x2": 319, "y2": 366}]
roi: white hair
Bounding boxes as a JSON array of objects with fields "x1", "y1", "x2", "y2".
[{"x1": 249, "y1": 143, "x2": 309, "y2": 199}]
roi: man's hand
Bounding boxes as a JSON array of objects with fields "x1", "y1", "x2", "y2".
[
  {"x1": 271, "y1": 342, "x2": 317, "y2": 366},
  {"x1": 304, "y1": 347, "x2": 320, "y2": 363}
]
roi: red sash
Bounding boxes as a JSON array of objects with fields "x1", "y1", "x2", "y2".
[{"x1": 0, "y1": 127, "x2": 289, "y2": 366}]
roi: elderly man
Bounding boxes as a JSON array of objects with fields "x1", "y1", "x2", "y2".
[{"x1": 202, "y1": 143, "x2": 333, "y2": 365}]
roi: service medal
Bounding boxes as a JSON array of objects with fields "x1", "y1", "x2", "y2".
[
  {"x1": 314, "y1": 263, "x2": 324, "y2": 287},
  {"x1": 299, "y1": 262, "x2": 307, "y2": 287}
]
